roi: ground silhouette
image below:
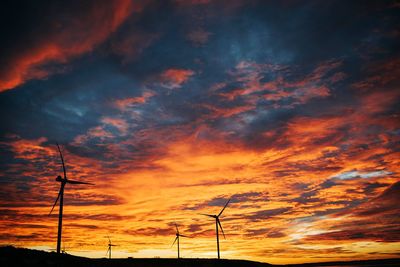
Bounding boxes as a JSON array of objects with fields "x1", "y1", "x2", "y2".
[{"x1": 1, "y1": 246, "x2": 399, "y2": 267}]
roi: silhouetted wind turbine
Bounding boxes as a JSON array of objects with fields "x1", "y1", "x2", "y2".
[
  {"x1": 106, "y1": 236, "x2": 117, "y2": 259},
  {"x1": 171, "y1": 223, "x2": 189, "y2": 259},
  {"x1": 201, "y1": 198, "x2": 230, "y2": 259},
  {"x1": 61, "y1": 240, "x2": 68, "y2": 255},
  {"x1": 49, "y1": 143, "x2": 93, "y2": 254}
]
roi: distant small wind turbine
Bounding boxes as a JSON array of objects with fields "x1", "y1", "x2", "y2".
[
  {"x1": 49, "y1": 240, "x2": 68, "y2": 254},
  {"x1": 49, "y1": 143, "x2": 94, "y2": 254},
  {"x1": 61, "y1": 241, "x2": 68, "y2": 254},
  {"x1": 201, "y1": 198, "x2": 231, "y2": 259},
  {"x1": 171, "y1": 223, "x2": 189, "y2": 259},
  {"x1": 49, "y1": 229, "x2": 69, "y2": 254},
  {"x1": 106, "y1": 236, "x2": 117, "y2": 259}
]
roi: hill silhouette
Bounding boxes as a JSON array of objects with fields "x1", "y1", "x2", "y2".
[{"x1": 1, "y1": 246, "x2": 399, "y2": 267}]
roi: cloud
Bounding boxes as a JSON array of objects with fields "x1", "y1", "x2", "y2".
[
  {"x1": 126, "y1": 226, "x2": 173, "y2": 237},
  {"x1": 0, "y1": 233, "x2": 41, "y2": 241},
  {"x1": 330, "y1": 170, "x2": 392, "y2": 180},
  {"x1": 184, "y1": 192, "x2": 265, "y2": 211},
  {"x1": 0, "y1": 0, "x2": 137, "y2": 92},
  {"x1": 306, "y1": 228, "x2": 400, "y2": 242},
  {"x1": 64, "y1": 223, "x2": 99, "y2": 230},
  {"x1": 101, "y1": 117, "x2": 129, "y2": 135},
  {"x1": 174, "y1": 0, "x2": 212, "y2": 5},
  {"x1": 111, "y1": 31, "x2": 161, "y2": 63},
  {"x1": 0, "y1": 1, "x2": 399, "y2": 262},
  {"x1": 305, "y1": 181, "x2": 400, "y2": 243},
  {"x1": 186, "y1": 28, "x2": 212, "y2": 46},
  {"x1": 160, "y1": 69, "x2": 195, "y2": 89},
  {"x1": 199, "y1": 103, "x2": 255, "y2": 118},
  {"x1": 72, "y1": 116, "x2": 132, "y2": 145},
  {"x1": 114, "y1": 91, "x2": 156, "y2": 110},
  {"x1": 247, "y1": 208, "x2": 292, "y2": 222},
  {"x1": 217, "y1": 60, "x2": 342, "y2": 108},
  {"x1": 187, "y1": 223, "x2": 203, "y2": 233},
  {"x1": 62, "y1": 192, "x2": 126, "y2": 206},
  {"x1": 245, "y1": 228, "x2": 286, "y2": 238},
  {"x1": 351, "y1": 181, "x2": 400, "y2": 218}
]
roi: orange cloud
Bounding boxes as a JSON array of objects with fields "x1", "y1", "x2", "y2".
[
  {"x1": 1, "y1": 111, "x2": 399, "y2": 263},
  {"x1": 215, "y1": 60, "x2": 341, "y2": 108},
  {"x1": 199, "y1": 103, "x2": 255, "y2": 118},
  {"x1": 101, "y1": 117, "x2": 129, "y2": 135},
  {"x1": 160, "y1": 68, "x2": 195, "y2": 89},
  {"x1": 114, "y1": 91, "x2": 155, "y2": 110}
]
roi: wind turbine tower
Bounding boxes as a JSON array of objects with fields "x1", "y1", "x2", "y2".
[
  {"x1": 106, "y1": 236, "x2": 117, "y2": 259},
  {"x1": 49, "y1": 143, "x2": 93, "y2": 254},
  {"x1": 201, "y1": 198, "x2": 231, "y2": 259},
  {"x1": 171, "y1": 223, "x2": 189, "y2": 258}
]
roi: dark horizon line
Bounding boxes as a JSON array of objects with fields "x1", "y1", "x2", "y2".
[{"x1": 1, "y1": 245, "x2": 400, "y2": 266}]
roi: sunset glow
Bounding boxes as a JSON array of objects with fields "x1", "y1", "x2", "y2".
[{"x1": 0, "y1": 0, "x2": 399, "y2": 264}]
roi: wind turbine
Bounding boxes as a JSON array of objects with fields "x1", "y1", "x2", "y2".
[
  {"x1": 49, "y1": 143, "x2": 93, "y2": 254},
  {"x1": 49, "y1": 240, "x2": 68, "y2": 254},
  {"x1": 201, "y1": 198, "x2": 230, "y2": 259},
  {"x1": 61, "y1": 240, "x2": 68, "y2": 254},
  {"x1": 106, "y1": 236, "x2": 117, "y2": 259},
  {"x1": 171, "y1": 223, "x2": 189, "y2": 259}
]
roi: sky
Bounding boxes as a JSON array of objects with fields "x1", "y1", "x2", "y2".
[{"x1": 0, "y1": 0, "x2": 399, "y2": 264}]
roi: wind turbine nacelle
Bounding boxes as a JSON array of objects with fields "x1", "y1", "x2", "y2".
[{"x1": 56, "y1": 175, "x2": 63, "y2": 182}]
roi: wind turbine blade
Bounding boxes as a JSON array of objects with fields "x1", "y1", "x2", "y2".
[
  {"x1": 106, "y1": 247, "x2": 110, "y2": 256},
  {"x1": 49, "y1": 187, "x2": 62, "y2": 215},
  {"x1": 107, "y1": 236, "x2": 111, "y2": 244},
  {"x1": 175, "y1": 223, "x2": 179, "y2": 235},
  {"x1": 218, "y1": 198, "x2": 231, "y2": 217},
  {"x1": 217, "y1": 218, "x2": 226, "y2": 239},
  {"x1": 56, "y1": 143, "x2": 67, "y2": 179},
  {"x1": 66, "y1": 179, "x2": 94, "y2": 185},
  {"x1": 171, "y1": 236, "x2": 178, "y2": 247},
  {"x1": 179, "y1": 234, "x2": 190, "y2": 238},
  {"x1": 199, "y1": 213, "x2": 215, "y2": 218}
]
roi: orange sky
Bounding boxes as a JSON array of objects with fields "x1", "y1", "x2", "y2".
[{"x1": 1, "y1": 115, "x2": 399, "y2": 264}]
